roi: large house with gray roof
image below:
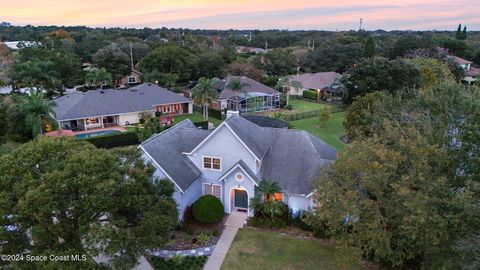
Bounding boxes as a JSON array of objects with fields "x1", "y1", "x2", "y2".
[
  {"x1": 140, "y1": 113, "x2": 336, "y2": 219},
  {"x1": 53, "y1": 83, "x2": 193, "y2": 131}
]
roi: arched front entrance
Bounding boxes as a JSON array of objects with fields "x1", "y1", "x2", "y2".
[{"x1": 229, "y1": 187, "x2": 249, "y2": 214}]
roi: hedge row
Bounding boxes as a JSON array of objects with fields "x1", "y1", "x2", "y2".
[
  {"x1": 302, "y1": 89, "x2": 319, "y2": 100},
  {"x1": 82, "y1": 131, "x2": 139, "y2": 148},
  {"x1": 193, "y1": 106, "x2": 223, "y2": 120}
]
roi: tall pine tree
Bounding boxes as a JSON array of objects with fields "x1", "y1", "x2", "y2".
[
  {"x1": 462, "y1": 25, "x2": 467, "y2": 40},
  {"x1": 455, "y1": 24, "x2": 462, "y2": 40},
  {"x1": 363, "y1": 37, "x2": 376, "y2": 58}
]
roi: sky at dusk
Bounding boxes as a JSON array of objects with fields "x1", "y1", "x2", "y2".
[{"x1": 2, "y1": 0, "x2": 480, "y2": 31}]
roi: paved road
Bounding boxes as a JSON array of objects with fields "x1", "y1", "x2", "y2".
[{"x1": 203, "y1": 212, "x2": 247, "y2": 270}]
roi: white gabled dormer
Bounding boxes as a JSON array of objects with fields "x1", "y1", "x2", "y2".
[{"x1": 183, "y1": 119, "x2": 260, "y2": 180}]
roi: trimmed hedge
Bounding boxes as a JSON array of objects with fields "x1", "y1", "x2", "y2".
[
  {"x1": 82, "y1": 131, "x2": 139, "y2": 148},
  {"x1": 192, "y1": 195, "x2": 224, "y2": 224},
  {"x1": 302, "y1": 89, "x2": 319, "y2": 100}
]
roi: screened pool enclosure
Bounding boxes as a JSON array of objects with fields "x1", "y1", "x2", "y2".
[{"x1": 226, "y1": 92, "x2": 280, "y2": 113}]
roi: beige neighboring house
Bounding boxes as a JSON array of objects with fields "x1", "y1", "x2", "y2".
[
  {"x1": 285, "y1": 72, "x2": 342, "y2": 96},
  {"x1": 119, "y1": 70, "x2": 143, "y2": 86},
  {"x1": 452, "y1": 56, "x2": 480, "y2": 84}
]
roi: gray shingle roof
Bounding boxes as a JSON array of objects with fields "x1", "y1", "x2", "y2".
[
  {"x1": 214, "y1": 76, "x2": 279, "y2": 99},
  {"x1": 260, "y1": 128, "x2": 336, "y2": 195},
  {"x1": 53, "y1": 83, "x2": 191, "y2": 121},
  {"x1": 141, "y1": 115, "x2": 337, "y2": 194},
  {"x1": 140, "y1": 120, "x2": 210, "y2": 192},
  {"x1": 288, "y1": 72, "x2": 341, "y2": 91}
]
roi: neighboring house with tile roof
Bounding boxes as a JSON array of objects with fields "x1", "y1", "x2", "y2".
[
  {"x1": 212, "y1": 75, "x2": 281, "y2": 113},
  {"x1": 140, "y1": 114, "x2": 336, "y2": 219},
  {"x1": 285, "y1": 72, "x2": 342, "y2": 96},
  {"x1": 438, "y1": 47, "x2": 479, "y2": 84},
  {"x1": 53, "y1": 83, "x2": 193, "y2": 131}
]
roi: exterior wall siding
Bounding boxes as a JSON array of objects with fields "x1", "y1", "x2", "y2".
[
  {"x1": 118, "y1": 112, "x2": 141, "y2": 126},
  {"x1": 187, "y1": 125, "x2": 257, "y2": 180},
  {"x1": 222, "y1": 167, "x2": 256, "y2": 217},
  {"x1": 285, "y1": 194, "x2": 314, "y2": 213}
]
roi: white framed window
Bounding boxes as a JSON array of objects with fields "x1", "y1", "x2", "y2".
[
  {"x1": 203, "y1": 183, "x2": 222, "y2": 200},
  {"x1": 203, "y1": 156, "x2": 221, "y2": 171},
  {"x1": 128, "y1": 76, "x2": 137, "y2": 84}
]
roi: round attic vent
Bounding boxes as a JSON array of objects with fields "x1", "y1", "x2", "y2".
[{"x1": 235, "y1": 173, "x2": 244, "y2": 182}]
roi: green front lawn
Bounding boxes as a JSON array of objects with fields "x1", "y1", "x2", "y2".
[
  {"x1": 0, "y1": 140, "x2": 22, "y2": 156},
  {"x1": 221, "y1": 228, "x2": 365, "y2": 270},
  {"x1": 288, "y1": 99, "x2": 329, "y2": 112},
  {"x1": 291, "y1": 112, "x2": 346, "y2": 151},
  {"x1": 173, "y1": 112, "x2": 223, "y2": 127}
]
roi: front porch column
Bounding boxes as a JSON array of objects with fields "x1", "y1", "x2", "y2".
[
  {"x1": 83, "y1": 118, "x2": 87, "y2": 131},
  {"x1": 101, "y1": 116, "x2": 104, "y2": 128},
  {"x1": 188, "y1": 103, "x2": 193, "y2": 114}
]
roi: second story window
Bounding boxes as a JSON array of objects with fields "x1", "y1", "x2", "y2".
[
  {"x1": 128, "y1": 76, "x2": 137, "y2": 84},
  {"x1": 203, "y1": 156, "x2": 221, "y2": 170}
]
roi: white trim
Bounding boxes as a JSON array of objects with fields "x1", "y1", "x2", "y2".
[
  {"x1": 306, "y1": 191, "x2": 315, "y2": 198},
  {"x1": 139, "y1": 145, "x2": 184, "y2": 193},
  {"x1": 228, "y1": 186, "x2": 250, "y2": 215},
  {"x1": 152, "y1": 101, "x2": 193, "y2": 106},
  {"x1": 184, "y1": 121, "x2": 260, "y2": 162},
  {"x1": 201, "y1": 155, "x2": 222, "y2": 171},
  {"x1": 218, "y1": 163, "x2": 259, "y2": 186},
  {"x1": 202, "y1": 182, "x2": 223, "y2": 203}
]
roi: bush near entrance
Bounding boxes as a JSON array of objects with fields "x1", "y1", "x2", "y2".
[{"x1": 192, "y1": 195, "x2": 224, "y2": 224}]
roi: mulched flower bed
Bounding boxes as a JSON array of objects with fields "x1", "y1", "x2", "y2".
[{"x1": 164, "y1": 214, "x2": 227, "y2": 251}]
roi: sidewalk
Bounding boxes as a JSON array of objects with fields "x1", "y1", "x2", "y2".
[{"x1": 203, "y1": 212, "x2": 247, "y2": 270}]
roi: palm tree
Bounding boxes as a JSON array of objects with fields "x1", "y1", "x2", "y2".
[
  {"x1": 276, "y1": 77, "x2": 302, "y2": 106},
  {"x1": 192, "y1": 77, "x2": 219, "y2": 121},
  {"x1": 85, "y1": 67, "x2": 112, "y2": 90},
  {"x1": 17, "y1": 90, "x2": 58, "y2": 137},
  {"x1": 226, "y1": 77, "x2": 249, "y2": 111},
  {"x1": 250, "y1": 180, "x2": 286, "y2": 219}
]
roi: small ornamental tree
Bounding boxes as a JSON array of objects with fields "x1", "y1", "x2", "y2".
[
  {"x1": 319, "y1": 107, "x2": 331, "y2": 128},
  {"x1": 192, "y1": 195, "x2": 224, "y2": 224}
]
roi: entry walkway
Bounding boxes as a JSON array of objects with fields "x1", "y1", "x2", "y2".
[{"x1": 203, "y1": 212, "x2": 247, "y2": 270}]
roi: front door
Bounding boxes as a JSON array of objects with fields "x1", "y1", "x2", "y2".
[{"x1": 234, "y1": 189, "x2": 248, "y2": 209}]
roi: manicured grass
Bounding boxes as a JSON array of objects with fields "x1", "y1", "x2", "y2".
[
  {"x1": 288, "y1": 99, "x2": 330, "y2": 112},
  {"x1": 221, "y1": 228, "x2": 364, "y2": 270},
  {"x1": 173, "y1": 112, "x2": 223, "y2": 127},
  {"x1": 0, "y1": 140, "x2": 22, "y2": 156},
  {"x1": 291, "y1": 112, "x2": 346, "y2": 151}
]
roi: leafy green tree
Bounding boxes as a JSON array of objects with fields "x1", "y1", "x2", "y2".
[
  {"x1": 462, "y1": 26, "x2": 468, "y2": 40},
  {"x1": 223, "y1": 61, "x2": 265, "y2": 83},
  {"x1": 92, "y1": 43, "x2": 130, "y2": 88},
  {"x1": 390, "y1": 35, "x2": 434, "y2": 59},
  {"x1": 407, "y1": 58, "x2": 454, "y2": 89},
  {"x1": 276, "y1": 77, "x2": 301, "y2": 106},
  {"x1": 254, "y1": 48, "x2": 298, "y2": 76},
  {"x1": 136, "y1": 117, "x2": 163, "y2": 142},
  {"x1": 8, "y1": 90, "x2": 57, "y2": 138},
  {"x1": 311, "y1": 122, "x2": 455, "y2": 268},
  {"x1": 363, "y1": 37, "x2": 375, "y2": 58},
  {"x1": 0, "y1": 138, "x2": 178, "y2": 269},
  {"x1": 192, "y1": 51, "x2": 225, "y2": 79},
  {"x1": 305, "y1": 35, "x2": 363, "y2": 72},
  {"x1": 13, "y1": 58, "x2": 60, "y2": 96},
  {"x1": 342, "y1": 57, "x2": 421, "y2": 104},
  {"x1": 0, "y1": 103, "x2": 8, "y2": 143},
  {"x1": 319, "y1": 107, "x2": 331, "y2": 128},
  {"x1": 192, "y1": 77, "x2": 219, "y2": 121},
  {"x1": 140, "y1": 45, "x2": 192, "y2": 82},
  {"x1": 85, "y1": 67, "x2": 112, "y2": 89}
]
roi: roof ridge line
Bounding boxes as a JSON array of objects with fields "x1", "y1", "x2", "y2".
[{"x1": 141, "y1": 118, "x2": 194, "y2": 145}]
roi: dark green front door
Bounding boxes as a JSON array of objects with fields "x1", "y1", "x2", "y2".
[{"x1": 234, "y1": 189, "x2": 248, "y2": 209}]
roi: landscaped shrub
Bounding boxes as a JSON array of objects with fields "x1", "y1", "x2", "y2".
[
  {"x1": 192, "y1": 195, "x2": 224, "y2": 224},
  {"x1": 83, "y1": 131, "x2": 139, "y2": 148},
  {"x1": 303, "y1": 89, "x2": 319, "y2": 100},
  {"x1": 150, "y1": 255, "x2": 207, "y2": 270}
]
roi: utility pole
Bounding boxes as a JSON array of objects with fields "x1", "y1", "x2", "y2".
[
  {"x1": 129, "y1": 43, "x2": 134, "y2": 71},
  {"x1": 312, "y1": 40, "x2": 315, "y2": 50},
  {"x1": 359, "y1": 18, "x2": 363, "y2": 31},
  {"x1": 265, "y1": 41, "x2": 268, "y2": 50}
]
